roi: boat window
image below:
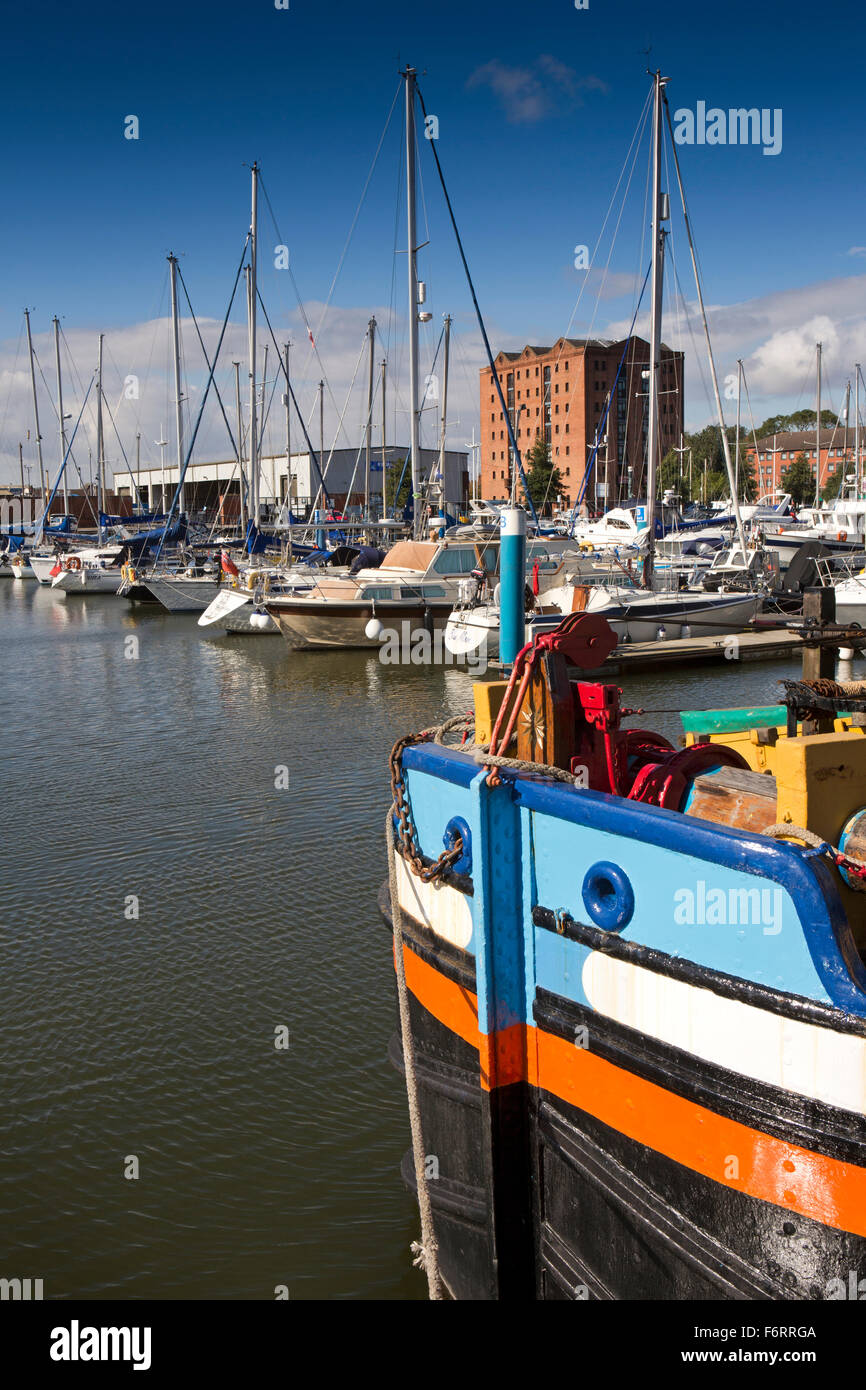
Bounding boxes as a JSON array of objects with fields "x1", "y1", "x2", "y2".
[
  {"x1": 361, "y1": 586, "x2": 395, "y2": 600},
  {"x1": 432, "y1": 548, "x2": 477, "y2": 574},
  {"x1": 400, "y1": 585, "x2": 447, "y2": 599}
]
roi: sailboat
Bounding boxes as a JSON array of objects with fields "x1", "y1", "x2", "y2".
[{"x1": 447, "y1": 70, "x2": 765, "y2": 659}]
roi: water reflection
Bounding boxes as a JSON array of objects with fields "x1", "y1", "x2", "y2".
[{"x1": 1, "y1": 580, "x2": 863, "y2": 1300}]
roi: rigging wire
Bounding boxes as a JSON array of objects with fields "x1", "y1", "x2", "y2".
[
  {"x1": 414, "y1": 78, "x2": 538, "y2": 525},
  {"x1": 258, "y1": 289, "x2": 368, "y2": 513},
  {"x1": 569, "y1": 262, "x2": 652, "y2": 529},
  {"x1": 258, "y1": 172, "x2": 370, "y2": 451},
  {"x1": 177, "y1": 258, "x2": 244, "y2": 461},
  {"x1": 254, "y1": 287, "x2": 332, "y2": 505},
  {"x1": 553, "y1": 90, "x2": 653, "y2": 512},
  {"x1": 152, "y1": 236, "x2": 249, "y2": 565}
]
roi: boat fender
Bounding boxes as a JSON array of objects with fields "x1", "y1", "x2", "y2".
[
  {"x1": 581, "y1": 860, "x2": 634, "y2": 931},
  {"x1": 838, "y1": 807, "x2": 866, "y2": 887},
  {"x1": 442, "y1": 817, "x2": 472, "y2": 876}
]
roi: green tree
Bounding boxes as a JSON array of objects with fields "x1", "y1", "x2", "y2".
[
  {"x1": 523, "y1": 435, "x2": 563, "y2": 513},
  {"x1": 754, "y1": 409, "x2": 836, "y2": 437},
  {"x1": 384, "y1": 457, "x2": 411, "y2": 510},
  {"x1": 821, "y1": 473, "x2": 842, "y2": 502},
  {"x1": 658, "y1": 448, "x2": 684, "y2": 497},
  {"x1": 781, "y1": 452, "x2": 814, "y2": 507},
  {"x1": 732, "y1": 447, "x2": 757, "y2": 502}
]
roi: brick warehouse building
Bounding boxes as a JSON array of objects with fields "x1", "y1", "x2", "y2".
[
  {"x1": 744, "y1": 430, "x2": 863, "y2": 496},
  {"x1": 479, "y1": 336, "x2": 684, "y2": 511}
]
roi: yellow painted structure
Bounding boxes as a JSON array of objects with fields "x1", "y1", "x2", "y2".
[{"x1": 685, "y1": 719, "x2": 866, "y2": 774}]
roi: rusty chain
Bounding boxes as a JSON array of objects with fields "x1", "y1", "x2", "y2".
[{"x1": 389, "y1": 731, "x2": 464, "y2": 883}]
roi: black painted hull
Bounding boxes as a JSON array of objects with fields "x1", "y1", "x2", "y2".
[{"x1": 381, "y1": 883, "x2": 866, "y2": 1301}]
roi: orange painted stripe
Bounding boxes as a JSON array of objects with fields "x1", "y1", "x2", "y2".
[
  {"x1": 479, "y1": 1023, "x2": 526, "y2": 1092},
  {"x1": 535, "y1": 1028, "x2": 866, "y2": 1239},
  {"x1": 400, "y1": 946, "x2": 525, "y2": 1091},
  {"x1": 401, "y1": 945, "x2": 479, "y2": 1049},
  {"x1": 401, "y1": 947, "x2": 866, "y2": 1238}
]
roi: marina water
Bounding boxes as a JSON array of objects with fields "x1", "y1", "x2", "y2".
[{"x1": 0, "y1": 581, "x2": 853, "y2": 1299}]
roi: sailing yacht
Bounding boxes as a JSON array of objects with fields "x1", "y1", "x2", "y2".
[
  {"x1": 444, "y1": 574, "x2": 763, "y2": 658},
  {"x1": 49, "y1": 547, "x2": 130, "y2": 594}
]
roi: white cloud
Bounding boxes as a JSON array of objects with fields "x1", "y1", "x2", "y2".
[
  {"x1": 604, "y1": 272, "x2": 866, "y2": 429},
  {"x1": 4, "y1": 269, "x2": 863, "y2": 483},
  {"x1": 467, "y1": 57, "x2": 607, "y2": 125},
  {"x1": 0, "y1": 303, "x2": 490, "y2": 485}
]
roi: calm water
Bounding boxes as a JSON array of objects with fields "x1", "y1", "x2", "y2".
[{"x1": 0, "y1": 580, "x2": 855, "y2": 1300}]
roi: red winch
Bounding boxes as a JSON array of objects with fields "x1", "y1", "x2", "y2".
[{"x1": 486, "y1": 612, "x2": 747, "y2": 809}]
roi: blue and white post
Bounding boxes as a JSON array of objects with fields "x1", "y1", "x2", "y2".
[
  {"x1": 499, "y1": 506, "x2": 527, "y2": 669},
  {"x1": 315, "y1": 508, "x2": 326, "y2": 552}
]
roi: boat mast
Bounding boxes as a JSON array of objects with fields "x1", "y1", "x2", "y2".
[
  {"x1": 734, "y1": 359, "x2": 742, "y2": 498},
  {"x1": 248, "y1": 163, "x2": 260, "y2": 528},
  {"x1": 284, "y1": 341, "x2": 291, "y2": 515},
  {"x1": 664, "y1": 77, "x2": 749, "y2": 564},
  {"x1": 438, "y1": 313, "x2": 451, "y2": 520},
  {"x1": 644, "y1": 70, "x2": 667, "y2": 586},
  {"x1": 815, "y1": 341, "x2": 822, "y2": 507},
  {"x1": 261, "y1": 341, "x2": 269, "y2": 517},
  {"x1": 53, "y1": 317, "x2": 69, "y2": 516},
  {"x1": 470, "y1": 427, "x2": 477, "y2": 503},
  {"x1": 156, "y1": 427, "x2": 168, "y2": 513},
  {"x1": 135, "y1": 431, "x2": 141, "y2": 510},
  {"x1": 842, "y1": 380, "x2": 851, "y2": 496},
  {"x1": 365, "y1": 315, "x2": 376, "y2": 523},
  {"x1": 404, "y1": 67, "x2": 422, "y2": 538},
  {"x1": 233, "y1": 361, "x2": 246, "y2": 533},
  {"x1": 168, "y1": 254, "x2": 186, "y2": 519},
  {"x1": 96, "y1": 333, "x2": 105, "y2": 533},
  {"x1": 23, "y1": 310, "x2": 47, "y2": 534},
  {"x1": 380, "y1": 358, "x2": 387, "y2": 520},
  {"x1": 856, "y1": 362, "x2": 861, "y2": 498}
]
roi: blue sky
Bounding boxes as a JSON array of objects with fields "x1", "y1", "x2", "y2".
[{"x1": 1, "y1": 0, "x2": 864, "y2": 480}]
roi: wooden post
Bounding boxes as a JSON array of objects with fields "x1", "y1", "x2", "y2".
[
  {"x1": 800, "y1": 587, "x2": 838, "y2": 734},
  {"x1": 802, "y1": 586, "x2": 836, "y2": 682}
]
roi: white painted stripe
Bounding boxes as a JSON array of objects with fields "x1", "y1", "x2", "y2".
[
  {"x1": 395, "y1": 854, "x2": 474, "y2": 950},
  {"x1": 581, "y1": 951, "x2": 866, "y2": 1117},
  {"x1": 500, "y1": 507, "x2": 527, "y2": 538}
]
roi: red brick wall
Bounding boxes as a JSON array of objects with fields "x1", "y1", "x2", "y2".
[{"x1": 479, "y1": 337, "x2": 683, "y2": 511}]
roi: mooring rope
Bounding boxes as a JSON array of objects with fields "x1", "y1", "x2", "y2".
[
  {"x1": 385, "y1": 810, "x2": 444, "y2": 1301},
  {"x1": 428, "y1": 712, "x2": 583, "y2": 784},
  {"x1": 765, "y1": 824, "x2": 866, "y2": 891}
]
